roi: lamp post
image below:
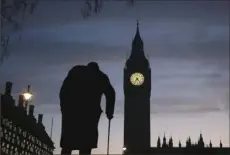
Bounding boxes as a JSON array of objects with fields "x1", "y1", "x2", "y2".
[
  {"x1": 22, "y1": 85, "x2": 33, "y2": 114},
  {"x1": 122, "y1": 147, "x2": 127, "y2": 154}
]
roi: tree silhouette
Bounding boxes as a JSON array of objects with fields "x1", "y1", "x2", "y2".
[
  {"x1": 81, "y1": 0, "x2": 136, "y2": 19},
  {"x1": 0, "y1": 0, "x2": 39, "y2": 64},
  {"x1": 0, "y1": 0, "x2": 137, "y2": 65}
]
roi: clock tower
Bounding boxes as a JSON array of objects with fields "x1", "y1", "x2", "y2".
[{"x1": 123, "y1": 21, "x2": 151, "y2": 152}]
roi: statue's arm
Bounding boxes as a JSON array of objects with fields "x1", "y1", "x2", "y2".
[{"x1": 103, "y1": 74, "x2": 116, "y2": 116}]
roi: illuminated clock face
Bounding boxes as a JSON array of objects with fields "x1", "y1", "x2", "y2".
[{"x1": 130, "y1": 72, "x2": 144, "y2": 86}]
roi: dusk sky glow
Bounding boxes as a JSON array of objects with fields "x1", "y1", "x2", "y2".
[{"x1": 0, "y1": 0, "x2": 229, "y2": 154}]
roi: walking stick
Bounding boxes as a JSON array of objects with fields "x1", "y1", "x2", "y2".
[{"x1": 107, "y1": 119, "x2": 111, "y2": 155}]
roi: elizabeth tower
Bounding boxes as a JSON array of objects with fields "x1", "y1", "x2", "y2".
[{"x1": 123, "y1": 21, "x2": 151, "y2": 151}]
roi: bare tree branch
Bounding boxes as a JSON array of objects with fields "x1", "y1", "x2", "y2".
[
  {"x1": 0, "y1": 0, "x2": 40, "y2": 65},
  {"x1": 0, "y1": 0, "x2": 135, "y2": 65}
]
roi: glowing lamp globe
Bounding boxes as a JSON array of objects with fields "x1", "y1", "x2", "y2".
[{"x1": 23, "y1": 92, "x2": 33, "y2": 101}]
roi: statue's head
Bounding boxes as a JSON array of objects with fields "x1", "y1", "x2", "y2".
[{"x1": 87, "y1": 61, "x2": 99, "y2": 71}]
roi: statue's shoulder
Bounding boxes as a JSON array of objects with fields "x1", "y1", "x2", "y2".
[
  {"x1": 98, "y1": 71, "x2": 109, "y2": 82},
  {"x1": 68, "y1": 65, "x2": 87, "y2": 75},
  {"x1": 71, "y1": 65, "x2": 87, "y2": 70}
]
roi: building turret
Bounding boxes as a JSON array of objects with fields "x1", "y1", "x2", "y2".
[
  {"x1": 169, "y1": 137, "x2": 173, "y2": 148},
  {"x1": 1, "y1": 81, "x2": 14, "y2": 106},
  {"x1": 18, "y1": 94, "x2": 25, "y2": 108},
  {"x1": 157, "y1": 136, "x2": 161, "y2": 148},
  {"x1": 162, "y1": 133, "x2": 167, "y2": 148},
  {"x1": 29, "y1": 105, "x2": 35, "y2": 116},
  {"x1": 198, "y1": 133, "x2": 205, "y2": 148},
  {"x1": 38, "y1": 114, "x2": 43, "y2": 124},
  {"x1": 186, "y1": 137, "x2": 192, "y2": 148},
  {"x1": 179, "y1": 141, "x2": 182, "y2": 148},
  {"x1": 220, "y1": 140, "x2": 223, "y2": 148},
  {"x1": 5, "y1": 81, "x2": 12, "y2": 95},
  {"x1": 209, "y1": 140, "x2": 212, "y2": 148}
]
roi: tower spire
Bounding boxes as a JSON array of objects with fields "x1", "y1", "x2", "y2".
[
  {"x1": 126, "y1": 20, "x2": 149, "y2": 69},
  {"x1": 131, "y1": 20, "x2": 144, "y2": 58},
  {"x1": 136, "y1": 20, "x2": 139, "y2": 34},
  {"x1": 133, "y1": 20, "x2": 142, "y2": 44}
]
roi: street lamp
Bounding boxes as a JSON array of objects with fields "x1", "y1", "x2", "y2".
[
  {"x1": 23, "y1": 92, "x2": 33, "y2": 101},
  {"x1": 22, "y1": 85, "x2": 33, "y2": 113},
  {"x1": 122, "y1": 147, "x2": 127, "y2": 154}
]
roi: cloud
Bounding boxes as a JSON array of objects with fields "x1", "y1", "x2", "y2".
[
  {"x1": 0, "y1": 0, "x2": 228, "y2": 117},
  {"x1": 32, "y1": 95, "x2": 227, "y2": 115}
]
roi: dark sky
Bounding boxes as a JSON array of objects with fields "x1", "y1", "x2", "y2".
[{"x1": 0, "y1": 0, "x2": 229, "y2": 153}]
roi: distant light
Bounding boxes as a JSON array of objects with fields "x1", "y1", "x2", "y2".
[
  {"x1": 122, "y1": 147, "x2": 127, "y2": 151},
  {"x1": 23, "y1": 92, "x2": 33, "y2": 101}
]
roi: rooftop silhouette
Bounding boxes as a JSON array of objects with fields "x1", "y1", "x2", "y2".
[{"x1": 1, "y1": 81, "x2": 55, "y2": 155}]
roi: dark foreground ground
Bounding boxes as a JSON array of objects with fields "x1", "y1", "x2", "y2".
[{"x1": 123, "y1": 147, "x2": 230, "y2": 155}]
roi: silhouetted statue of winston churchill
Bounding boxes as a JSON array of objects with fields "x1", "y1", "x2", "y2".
[{"x1": 60, "y1": 62, "x2": 116, "y2": 155}]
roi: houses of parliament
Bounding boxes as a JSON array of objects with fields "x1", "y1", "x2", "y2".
[{"x1": 122, "y1": 21, "x2": 230, "y2": 154}]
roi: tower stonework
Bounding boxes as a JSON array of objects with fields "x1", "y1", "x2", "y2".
[{"x1": 123, "y1": 21, "x2": 151, "y2": 152}]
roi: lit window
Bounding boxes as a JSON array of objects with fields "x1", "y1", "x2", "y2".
[
  {"x1": 23, "y1": 132, "x2": 26, "y2": 137},
  {"x1": 9, "y1": 122, "x2": 12, "y2": 129},
  {"x1": 17, "y1": 139, "x2": 20, "y2": 145},
  {"x1": 5, "y1": 120, "x2": 9, "y2": 127},
  {"x1": 2, "y1": 119, "x2": 6, "y2": 125},
  {"x1": 2, "y1": 147, "x2": 5, "y2": 153},
  {"x1": 7, "y1": 136, "x2": 11, "y2": 142},
  {"x1": 14, "y1": 126, "x2": 17, "y2": 132}
]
